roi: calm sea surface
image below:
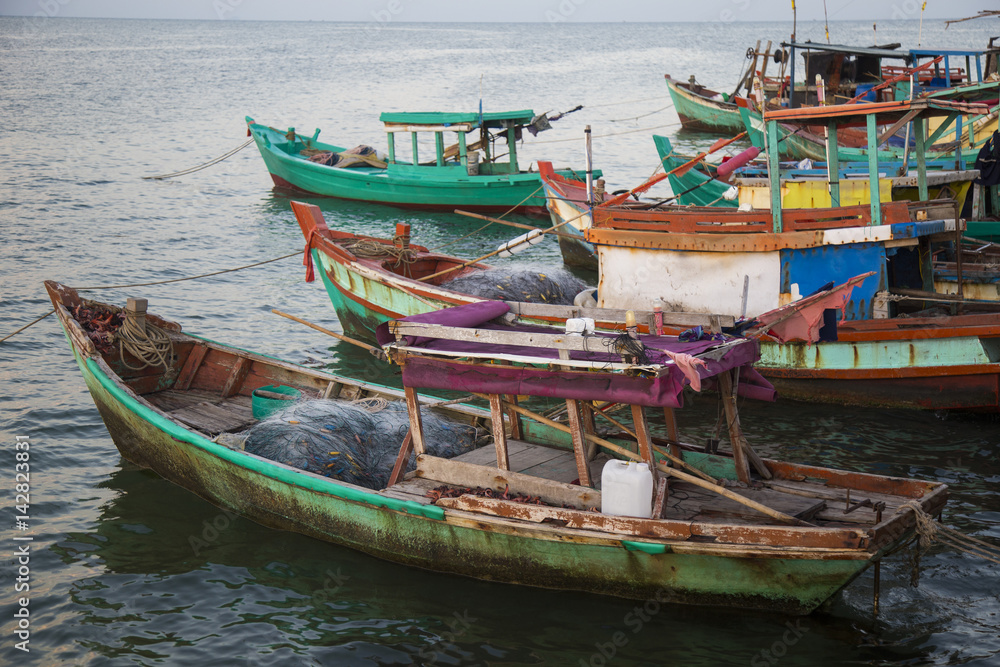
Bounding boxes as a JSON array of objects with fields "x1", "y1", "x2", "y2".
[{"x1": 1, "y1": 16, "x2": 998, "y2": 666}]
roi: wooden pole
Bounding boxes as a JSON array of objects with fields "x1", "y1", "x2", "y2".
[
  {"x1": 271, "y1": 309, "x2": 387, "y2": 359},
  {"x1": 484, "y1": 395, "x2": 809, "y2": 526},
  {"x1": 565, "y1": 399, "x2": 593, "y2": 487},
  {"x1": 453, "y1": 210, "x2": 579, "y2": 241},
  {"x1": 417, "y1": 208, "x2": 590, "y2": 283},
  {"x1": 584, "y1": 400, "x2": 717, "y2": 483},
  {"x1": 488, "y1": 394, "x2": 510, "y2": 470}
]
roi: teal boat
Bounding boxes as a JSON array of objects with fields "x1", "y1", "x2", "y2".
[
  {"x1": 664, "y1": 74, "x2": 746, "y2": 134},
  {"x1": 247, "y1": 111, "x2": 598, "y2": 215},
  {"x1": 47, "y1": 280, "x2": 948, "y2": 614}
]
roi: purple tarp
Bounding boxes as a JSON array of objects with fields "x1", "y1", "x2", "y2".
[{"x1": 377, "y1": 301, "x2": 776, "y2": 408}]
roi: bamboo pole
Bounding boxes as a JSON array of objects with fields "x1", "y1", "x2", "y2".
[
  {"x1": 481, "y1": 394, "x2": 812, "y2": 527},
  {"x1": 454, "y1": 210, "x2": 579, "y2": 241},
  {"x1": 586, "y1": 399, "x2": 718, "y2": 484},
  {"x1": 271, "y1": 309, "x2": 388, "y2": 360},
  {"x1": 416, "y1": 207, "x2": 591, "y2": 283}
]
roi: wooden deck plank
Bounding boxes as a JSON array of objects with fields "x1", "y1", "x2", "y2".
[
  {"x1": 453, "y1": 440, "x2": 531, "y2": 466},
  {"x1": 170, "y1": 401, "x2": 256, "y2": 436},
  {"x1": 506, "y1": 444, "x2": 568, "y2": 472},
  {"x1": 520, "y1": 454, "x2": 583, "y2": 484}
]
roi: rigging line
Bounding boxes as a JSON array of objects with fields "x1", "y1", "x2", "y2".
[
  {"x1": 530, "y1": 122, "x2": 681, "y2": 144},
  {"x1": 429, "y1": 183, "x2": 545, "y2": 252},
  {"x1": 143, "y1": 138, "x2": 254, "y2": 180},
  {"x1": 608, "y1": 102, "x2": 674, "y2": 123},
  {"x1": 72, "y1": 251, "x2": 301, "y2": 291},
  {"x1": 584, "y1": 94, "x2": 670, "y2": 109},
  {"x1": 0, "y1": 309, "x2": 55, "y2": 344}
]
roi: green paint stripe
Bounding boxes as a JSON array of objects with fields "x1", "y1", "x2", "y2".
[
  {"x1": 83, "y1": 357, "x2": 445, "y2": 521},
  {"x1": 622, "y1": 540, "x2": 668, "y2": 554}
]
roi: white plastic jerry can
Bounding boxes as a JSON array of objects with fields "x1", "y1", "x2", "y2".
[{"x1": 601, "y1": 460, "x2": 654, "y2": 518}]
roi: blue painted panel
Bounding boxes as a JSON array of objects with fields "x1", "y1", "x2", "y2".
[
  {"x1": 889, "y1": 219, "x2": 948, "y2": 239},
  {"x1": 780, "y1": 243, "x2": 886, "y2": 320}
]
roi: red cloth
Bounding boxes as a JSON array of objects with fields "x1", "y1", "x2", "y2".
[
  {"x1": 754, "y1": 273, "x2": 873, "y2": 343},
  {"x1": 303, "y1": 230, "x2": 317, "y2": 283}
]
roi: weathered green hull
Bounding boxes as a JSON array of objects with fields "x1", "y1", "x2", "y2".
[
  {"x1": 248, "y1": 118, "x2": 596, "y2": 214},
  {"x1": 66, "y1": 342, "x2": 876, "y2": 614},
  {"x1": 665, "y1": 76, "x2": 746, "y2": 134},
  {"x1": 653, "y1": 135, "x2": 735, "y2": 208},
  {"x1": 313, "y1": 248, "x2": 456, "y2": 340}
]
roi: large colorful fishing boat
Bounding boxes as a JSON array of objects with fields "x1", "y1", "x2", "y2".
[
  {"x1": 246, "y1": 111, "x2": 598, "y2": 214},
  {"x1": 47, "y1": 280, "x2": 948, "y2": 614},
  {"x1": 572, "y1": 99, "x2": 1000, "y2": 411},
  {"x1": 667, "y1": 41, "x2": 998, "y2": 136},
  {"x1": 653, "y1": 134, "x2": 978, "y2": 211}
]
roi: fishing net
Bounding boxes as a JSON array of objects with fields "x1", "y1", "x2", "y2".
[
  {"x1": 443, "y1": 268, "x2": 589, "y2": 305},
  {"x1": 243, "y1": 398, "x2": 483, "y2": 489}
]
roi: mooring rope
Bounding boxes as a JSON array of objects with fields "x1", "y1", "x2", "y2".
[
  {"x1": 902, "y1": 500, "x2": 1000, "y2": 570},
  {"x1": 72, "y1": 251, "x2": 300, "y2": 291},
  {"x1": 1, "y1": 251, "x2": 300, "y2": 344},
  {"x1": 142, "y1": 138, "x2": 254, "y2": 180},
  {"x1": 0, "y1": 309, "x2": 55, "y2": 344},
  {"x1": 608, "y1": 101, "x2": 675, "y2": 123},
  {"x1": 584, "y1": 94, "x2": 670, "y2": 109},
  {"x1": 529, "y1": 122, "x2": 681, "y2": 144}
]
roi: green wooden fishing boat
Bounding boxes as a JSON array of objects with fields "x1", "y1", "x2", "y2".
[
  {"x1": 664, "y1": 74, "x2": 746, "y2": 134},
  {"x1": 47, "y1": 280, "x2": 947, "y2": 614},
  {"x1": 246, "y1": 111, "x2": 598, "y2": 215}
]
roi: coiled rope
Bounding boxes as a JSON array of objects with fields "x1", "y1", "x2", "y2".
[
  {"x1": 117, "y1": 314, "x2": 174, "y2": 371},
  {"x1": 343, "y1": 238, "x2": 416, "y2": 266},
  {"x1": 143, "y1": 138, "x2": 254, "y2": 180}
]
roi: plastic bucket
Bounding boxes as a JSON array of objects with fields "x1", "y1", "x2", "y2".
[{"x1": 251, "y1": 384, "x2": 301, "y2": 419}]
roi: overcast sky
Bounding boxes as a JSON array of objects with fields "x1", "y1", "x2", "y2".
[{"x1": 0, "y1": 0, "x2": 992, "y2": 22}]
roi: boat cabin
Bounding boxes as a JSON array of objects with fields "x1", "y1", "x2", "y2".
[
  {"x1": 779, "y1": 41, "x2": 1000, "y2": 107},
  {"x1": 379, "y1": 109, "x2": 539, "y2": 176},
  {"x1": 759, "y1": 97, "x2": 993, "y2": 227}
]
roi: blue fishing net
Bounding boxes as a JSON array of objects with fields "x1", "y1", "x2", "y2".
[{"x1": 244, "y1": 398, "x2": 484, "y2": 489}]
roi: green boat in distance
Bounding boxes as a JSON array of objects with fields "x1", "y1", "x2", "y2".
[
  {"x1": 664, "y1": 74, "x2": 746, "y2": 134},
  {"x1": 247, "y1": 111, "x2": 599, "y2": 215},
  {"x1": 46, "y1": 280, "x2": 949, "y2": 614}
]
